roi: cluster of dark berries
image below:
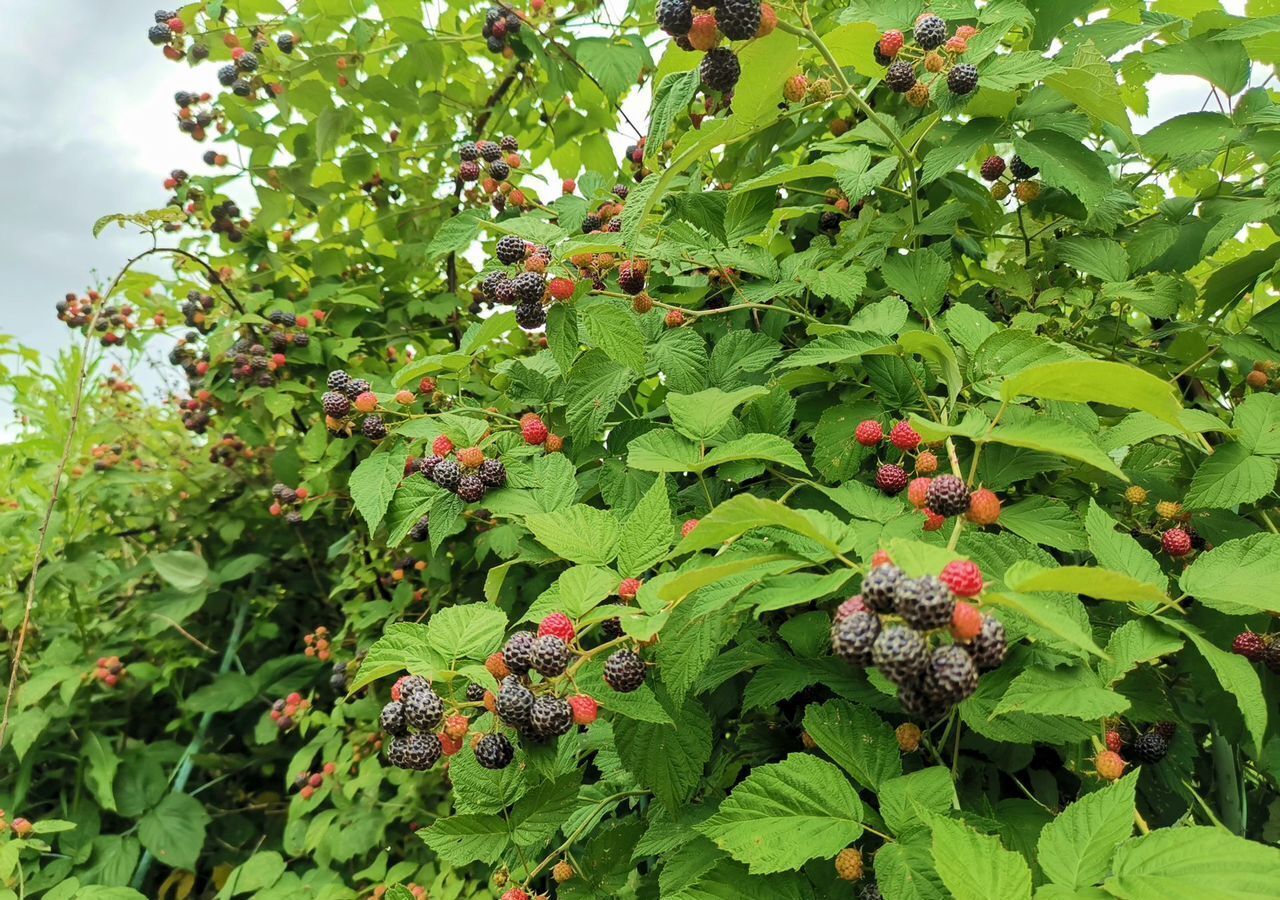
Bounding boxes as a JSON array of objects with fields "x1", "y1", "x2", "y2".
[
  {"x1": 481, "y1": 6, "x2": 523, "y2": 56},
  {"x1": 172, "y1": 89, "x2": 221, "y2": 142},
  {"x1": 458, "y1": 136, "x2": 533, "y2": 212},
  {"x1": 207, "y1": 433, "x2": 254, "y2": 468},
  {"x1": 1097, "y1": 722, "x2": 1175, "y2": 779},
  {"x1": 831, "y1": 555, "x2": 1004, "y2": 720},
  {"x1": 147, "y1": 9, "x2": 188, "y2": 61},
  {"x1": 322, "y1": 369, "x2": 387, "y2": 440},
  {"x1": 408, "y1": 514, "x2": 431, "y2": 543},
  {"x1": 659, "y1": 0, "x2": 778, "y2": 99},
  {"x1": 215, "y1": 41, "x2": 284, "y2": 101},
  {"x1": 379, "y1": 675, "x2": 450, "y2": 771},
  {"x1": 208, "y1": 198, "x2": 251, "y2": 243},
  {"x1": 417, "y1": 434, "x2": 508, "y2": 504},
  {"x1": 56, "y1": 291, "x2": 139, "y2": 347},
  {"x1": 227, "y1": 337, "x2": 287, "y2": 388},
  {"x1": 269, "y1": 483, "x2": 310, "y2": 525},
  {"x1": 874, "y1": 16, "x2": 980, "y2": 106},
  {"x1": 979, "y1": 154, "x2": 1042, "y2": 203},
  {"x1": 478, "y1": 238, "x2": 553, "y2": 329},
  {"x1": 330, "y1": 660, "x2": 352, "y2": 694},
  {"x1": 179, "y1": 290, "x2": 217, "y2": 332},
  {"x1": 93, "y1": 656, "x2": 127, "y2": 688},
  {"x1": 620, "y1": 136, "x2": 650, "y2": 181},
  {"x1": 270, "y1": 692, "x2": 311, "y2": 732},
  {"x1": 1231, "y1": 631, "x2": 1280, "y2": 672},
  {"x1": 577, "y1": 183, "x2": 630, "y2": 236},
  {"x1": 292, "y1": 762, "x2": 338, "y2": 800}
]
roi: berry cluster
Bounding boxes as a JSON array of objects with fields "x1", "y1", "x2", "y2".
[
  {"x1": 227, "y1": 337, "x2": 288, "y2": 388},
  {"x1": 1230, "y1": 630, "x2": 1280, "y2": 672},
  {"x1": 0, "y1": 811, "x2": 33, "y2": 839},
  {"x1": 1122, "y1": 494, "x2": 1204, "y2": 558},
  {"x1": 303, "y1": 626, "x2": 333, "y2": 662},
  {"x1": 477, "y1": 238, "x2": 554, "y2": 329},
  {"x1": 93, "y1": 656, "x2": 127, "y2": 688},
  {"x1": 292, "y1": 762, "x2": 338, "y2": 800},
  {"x1": 207, "y1": 433, "x2": 255, "y2": 467},
  {"x1": 418, "y1": 435, "x2": 508, "y2": 504},
  {"x1": 147, "y1": 9, "x2": 188, "y2": 60},
  {"x1": 458, "y1": 136, "x2": 533, "y2": 212},
  {"x1": 578, "y1": 183, "x2": 630, "y2": 236},
  {"x1": 1246, "y1": 359, "x2": 1279, "y2": 391},
  {"x1": 659, "y1": 0, "x2": 777, "y2": 99},
  {"x1": 209, "y1": 198, "x2": 252, "y2": 243},
  {"x1": 321, "y1": 369, "x2": 387, "y2": 439},
  {"x1": 831, "y1": 556, "x2": 1005, "y2": 720},
  {"x1": 270, "y1": 692, "x2": 311, "y2": 731},
  {"x1": 481, "y1": 6, "x2": 524, "y2": 56},
  {"x1": 172, "y1": 89, "x2": 222, "y2": 143},
  {"x1": 56, "y1": 291, "x2": 139, "y2": 347},
  {"x1": 519, "y1": 412, "x2": 563, "y2": 452},
  {"x1": 980, "y1": 154, "x2": 1043, "y2": 203},
  {"x1": 178, "y1": 289, "x2": 218, "y2": 332},
  {"x1": 874, "y1": 16, "x2": 980, "y2": 106},
  {"x1": 621, "y1": 136, "x2": 649, "y2": 181},
  {"x1": 1096, "y1": 722, "x2": 1175, "y2": 779},
  {"x1": 268, "y1": 483, "x2": 309, "y2": 522},
  {"x1": 380, "y1": 675, "x2": 449, "y2": 770}
]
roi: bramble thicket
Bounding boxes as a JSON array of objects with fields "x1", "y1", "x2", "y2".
[{"x1": 5, "y1": 0, "x2": 1280, "y2": 898}]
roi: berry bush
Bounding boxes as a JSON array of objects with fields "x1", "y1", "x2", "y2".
[{"x1": 5, "y1": 1, "x2": 1280, "y2": 898}]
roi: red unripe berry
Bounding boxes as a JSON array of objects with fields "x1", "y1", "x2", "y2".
[
  {"x1": 875, "y1": 464, "x2": 908, "y2": 495},
  {"x1": 521, "y1": 413, "x2": 548, "y2": 445},
  {"x1": 568, "y1": 694, "x2": 599, "y2": 725},
  {"x1": 1105, "y1": 730, "x2": 1124, "y2": 753},
  {"x1": 444, "y1": 715, "x2": 470, "y2": 740},
  {"x1": 295, "y1": 487, "x2": 309, "y2": 500},
  {"x1": 457, "y1": 446, "x2": 485, "y2": 468},
  {"x1": 485, "y1": 652, "x2": 511, "y2": 680},
  {"x1": 854, "y1": 420, "x2": 883, "y2": 446},
  {"x1": 545, "y1": 433, "x2": 563, "y2": 453},
  {"x1": 562, "y1": 179, "x2": 576, "y2": 193},
  {"x1": 500, "y1": 890, "x2": 529, "y2": 900},
  {"x1": 539, "y1": 612, "x2": 576, "y2": 643},
  {"x1": 167, "y1": 17, "x2": 185, "y2": 33},
  {"x1": 880, "y1": 30, "x2": 904, "y2": 57},
  {"x1": 323, "y1": 762, "x2": 337, "y2": 775},
  {"x1": 907, "y1": 477, "x2": 932, "y2": 509},
  {"x1": 354, "y1": 391, "x2": 379, "y2": 413},
  {"x1": 309, "y1": 773, "x2": 324, "y2": 788},
  {"x1": 618, "y1": 577, "x2": 642, "y2": 601},
  {"x1": 870, "y1": 550, "x2": 893, "y2": 568},
  {"x1": 834, "y1": 595, "x2": 869, "y2": 622},
  {"x1": 890, "y1": 421, "x2": 921, "y2": 451},
  {"x1": 939, "y1": 560, "x2": 984, "y2": 598},
  {"x1": 300, "y1": 786, "x2": 315, "y2": 800},
  {"x1": 922, "y1": 509, "x2": 946, "y2": 532},
  {"x1": 104, "y1": 674, "x2": 119, "y2": 687},
  {"x1": 231, "y1": 47, "x2": 246, "y2": 60},
  {"x1": 432, "y1": 434, "x2": 455, "y2": 456},
  {"x1": 681, "y1": 518, "x2": 699, "y2": 538},
  {"x1": 1162, "y1": 528, "x2": 1192, "y2": 557},
  {"x1": 664, "y1": 309, "x2": 685, "y2": 328},
  {"x1": 548, "y1": 277, "x2": 576, "y2": 300},
  {"x1": 269, "y1": 502, "x2": 282, "y2": 516},
  {"x1": 11, "y1": 818, "x2": 32, "y2": 837},
  {"x1": 1095, "y1": 750, "x2": 1126, "y2": 781},
  {"x1": 949, "y1": 602, "x2": 983, "y2": 642},
  {"x1": 1232, "y1": 631, "x2": 1266, "y2": 661}
]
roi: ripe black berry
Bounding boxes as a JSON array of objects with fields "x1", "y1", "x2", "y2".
[
  {"x1": 895, "y1": 575, "x2": 955, "y2": 631},
  {"x1": 347, "y1": 378, "x2": 372, "y2": 399},
  {"x1": 582, "y1": 214, "x2": 603, "y2": 233},
  {"x1": 432, "y1": 459, "x2": 461, "y2": 491},
  {"x1": 409, "y1": 514, "x2": 430, "y2": 542},
  {"x1": 504, "y1": 632, "x2": 537, "y2": 674},
  {"x1": 898, "y1": 678, "x2": 948, "y2": 722},
  {"x1": 1128, "y1": 732, "x2": 1169, "y2": 765},
  {"x1": 488, "y1": 160, "x2": 510, "y2": 180},
  {"x1": 148, "y1": 23, "x2": 171, "y2": 45},
  {"x1": 496, "y1": 235, "x2": 526, "y2": 264},
  {"x1": 947, "y1": 64, "x2": 979, "y2": 96},
  {"x1": 926, "y1": 475, "x2": 970, "y2": 517},
  {"x1": 479, "y1": 141, "x2": 502, "y2": 162},
  {"x1": 914, "y1": 15, "x2": 946, "y2": 50},
  {"x1": 861, "y1": 564, "x2": 904, "y2": 613},
  {"x1": 399, "y1": 733, "x2": 443, "y2": 770},
  {"x1": 618, "y1": 265, "x2": 646, "y2": 295},
  {"x1": 154, "y1": 9, "x2": 176, "y2": 23},
  {"x1": 530, "y1": 697, "x2": 574, "y2": 737},
  {"x1": 380, "y1": 700, "x2": 408, "y2": 736},
  {"x1": 465, "y1": 682, "x2": 486, "y2": 702},
  {"x1": 531, "y1": 636, "x2": 570, "y2": 677},
  {"x1": 478, "y1": 458, "x2": 507, "y2": 488},
  {"x1": 398, "y1": 675, "x2": 429, "y2": 700},
  {"x1": 700, "y1": 48, "x2": 741, "y2": 93},
  {"x1": 236, "y1": 52, "x2": 259, "y2": 72},
  {"x1": 873, "y1": 42, "x2": 892, "y2": 67},
  {"x1": 418, "y1": 456, "x2": 443, "y2": 480},
  {"x1": 1262, "y1": 639, "x2": 1280, "y2": 674},
  {"x1": 328, "y1": 370, "x2": 352, "y2": 392},
  {"x1": 871, "y1": 625, "x2": 928, "y2": 686},
  {"x1": 512, "y1": 272, "x2": 545, "y2": 305},
  {"x1": 218, "y1": 64, "x2": 239, "y2": 86},
  {"x1": 500, "y1": 135, "x2": 519, "y2": 152},
  {"x1": 831, "y1": 611, "x2": 880, "y2": 666},
  {"x1": 481, "y1": 272, "x2": 510, "y2": 301},
  {"x1": 496, "y1": 675, "x2": 535, "y2": 726},
  {"x1": 322, "y1": 391, "x2": 351, "y2": 418},
  {"x1": 885, "y1": 61, "x2": 917, "y2": 93},
  {"x1": 515, "y1": 302, "x2": 546, "y2": 330},
  {"x1": 966, "y1": 614, "x2": 1007, "y2": 671},
  {"x1": 717, "y1": 0, "x2": 761, "y2": 41},
  {"x1": 457, "y1": 475, "x2": 486, "y2": 503},
  {"x1": 922, "y1": 645, "x2": 978, "y2": 705},
  {"x1": 232, "y1": 79, "x2": 253, "y2": 98},
  {"x1": 980, "y1": 155, "x2": 1006, "y2": 181},
  {"x1": 460, "y1": 141, "x2": 479, "y2": 161},
  {"x1": 656, "y1": 0, "x2": 694, "y2": 36},
  {"x1": 604, "y1": 649, "x2": 646, "y2": 692},
  {"x1": 612, "y1": 184, "x2": 629, "y2": 199},
  {"x1": 1009, "y1": 155, "x2": 1038, "y2": 179},
  {"x1": 475, "y1": 733, "x2": 515, "y2": 769},
  {"x1": 277, "y1": 33, "x2": 295, "y2": 53},
  {"x1": 362, "y1": 415, "x2": 387, "y2": 440},
  {"x1": 404, "y1": 687, "x2": 444, "y2": 731}
]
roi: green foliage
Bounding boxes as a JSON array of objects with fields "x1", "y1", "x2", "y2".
[{"x1": 4, "y1": 1, "x2": 1280, "y2": 898}]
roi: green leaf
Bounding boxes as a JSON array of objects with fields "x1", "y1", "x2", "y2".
[
  {"x1": 668, "y1": 386, "x2": 769, "y2": 441},
  {"x1": 151, "y1": 551, "x2": 210, "y2": 593},
  {"x1": 1096, "y1": 619, "x2": 1184, "y2": 687},
  {"x1": 930, "y1": 816, "x2": 1032, "y2": 900},
  {"x1": 618, "y1": 479, "x2": 673, "y2": 577},
  {"x1": 695, "y1": 754, "x2": 863, "y2": 874},
  {"x1": 349, "y1": 451, "x2": 407, "y2": 534},
  {"x1": 348, "y1": 622, "x2": 440, "y2": 692},
  {"x1": 628, "y1": 428, "x2": 703, "y2": 473},
  {"x1": 1013, "y1": 131, "x2": 1112, "y2": 207},
  {"x1": 801, "y1": 700, "x2": 901, "y2": 791},
  {"x1": 1233, "y1": 393, "x2": 1280, "y2": 455},
  {"x1": 1185, "y1": 444, "x2": 1277, "y2": 509},
  {"x1": 882, "y1": 251, "x2": 950, "y2": 318},
  {"x1": 1085, "y1": 501, "x2": 1165, "y2": 589},
  {"x1": 1148, "y1": 35, "x2": 1251, "y2": 95},
  {"x1": 1003, "y1": 561, "x2": 1166, "y2": 604},
  {"x1": 702, "y1": 434, "x2": 809, "y2": 473},
  {"x1": 1180, "y1": 533, "x2": 1280, "y2": 614},
  {"x1": 419, "y1": 813, "x2": 509, "y2": 865},
  {"x1": 1057, "y1": 238, "x2": 1130, "y2": 283},
  {"x1": 138, "y1": 793, "x2": 210, "y2": 872},
  {"x1": 994, "y1": 666, "x2": 1129, "y2": 720},
  {"x1": 998, "y1": 498, "x2": 1088, "y2": 552},
  {"x1": 1155, "y1": 618, "x2": 1267, "y2": 751},
  {"x1": 583, "y1": 302, "x2": 646, "y2": 372},
  {"x1": 894, "y1": 331, "x2": 963, "y2": 405},
  {"x1": 524, "y1": 504, "x2": 620, "y2": 565},
  {"x1": 574, "y1": 36, "x2": 649, "y2": 98},
  {"x1": 984, "y1": 418, "x2": 1126, "y2": 481},
  {"x1": 1037, "y1": 772, "x2": 1137, "y2": 889},
  {"x1": 984, "y1": 593, "x2": 1106, "y2": 659},
  {"x1": 83, "y1": 733, "x2": 119, "y2": 812},
  {"x1": 1043, "y1": 42, "x2": 1134, "y2": 141},
  {"x1": 646, "y1": 71, "x2": 700, "y2": 164},
  {"x1": 922, "y1": 118, "x2": 1004, "y2": 184},
  {"x1": 1001, "y1": 360, "x2": 1184, "y2": 430},
  {"x1": 821, "y1": 21, "x2": 881, "y2": 75},
  {"x1": 1105, "y1": 827, "x2": 1280, "y2": 899},
  {"x1": 425, "y1": 604, "x2": 508, "y2": 664},
  {"x1": 674, "y1": 494, "x2": 849, "y2": 558},
  {"x1": 881, "y1": 768, "x2": 957, "y2": 836},
  {"x1": 732, "y1": 30, "x2": 801, "y2": 127},
  {"x1": 565, "y1": 350, "x2": 635, "y2": 446},
  {"x1": 614, "y1": 698, "x2": 711, "y2": 808}
]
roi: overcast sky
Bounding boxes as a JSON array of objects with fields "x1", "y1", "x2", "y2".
[{"x1": 0, "y1": 2, "x2": 1244, "y2": 407}]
